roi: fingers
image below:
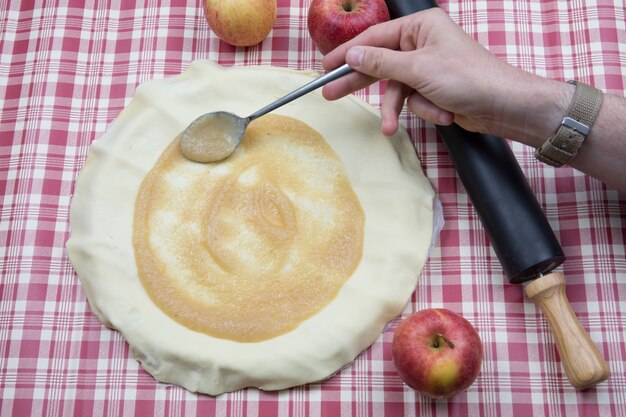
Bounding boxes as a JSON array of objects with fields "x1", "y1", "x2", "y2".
[
  {"x1": 381, "y1": 84, "x2": 454, "y2": 135},
  {"x1": 321, "y1": 15, "x2": 415, "y2": 101},
  {"x1": 321, "y1": 16, "x2": 411, "y2": 71},
  {"x1": 322, "y1": 46, "x2": 421, "y2": 101},
  {"x1": 406, "y1": 92, "x2": 454, "y2": 126},
  {"x1": 380, "y1": 80, "x2": 411, "y2": 136},
  {"x1": 319, "y1": 9, "x2": 456, "y2": 125},
  {"x1": 345, "y1": 46, "x2": 422, "y2": 88},
  {"x1": 321, "y1": 71, "x2": 378, "y2": 101}
]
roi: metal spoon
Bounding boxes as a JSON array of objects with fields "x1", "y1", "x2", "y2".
[{"x1": 179, "y1": 64, "x2": 354, "y2": 163}]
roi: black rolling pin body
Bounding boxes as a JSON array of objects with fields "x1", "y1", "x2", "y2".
[{"x1": 384, "y1": 0, "x2": 565, "y2": 283}]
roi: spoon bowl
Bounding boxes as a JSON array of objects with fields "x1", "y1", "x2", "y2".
[{"x1": 179, "y1": 111, "x2": 248, "y2": 163}]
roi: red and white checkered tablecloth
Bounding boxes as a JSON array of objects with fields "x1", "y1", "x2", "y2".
[{"x1": 1, "y1": 0, "x2": 625, "y2": 415}]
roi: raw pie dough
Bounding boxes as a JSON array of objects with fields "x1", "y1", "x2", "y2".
[{"x1": 67, "y1": 61, "x2": 435, "y2": 395}]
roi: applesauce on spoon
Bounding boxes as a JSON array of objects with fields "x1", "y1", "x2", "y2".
[{"x1": 179, "y1": 112, "x2": 244, "y2": 163}]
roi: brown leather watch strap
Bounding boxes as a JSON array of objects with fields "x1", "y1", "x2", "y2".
[{"x1": 535, "y1": 80, "x2": 603, "y2": 167}]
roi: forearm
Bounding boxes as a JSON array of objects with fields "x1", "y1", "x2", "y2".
[
  {"x1": 566, "y1": 93, "x2": 626, "y2": 193},
  {"x1": 485, "y1": 66, "x2": 626, "y2": 193}
]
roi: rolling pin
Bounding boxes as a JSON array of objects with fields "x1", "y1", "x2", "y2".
[{"x1": 384, "y1": 0, "x2": 609, "y2": 389}]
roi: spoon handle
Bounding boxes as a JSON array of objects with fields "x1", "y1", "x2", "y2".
[{"x1": 247, "y1": 64, "x2": 353, "y2": 121}]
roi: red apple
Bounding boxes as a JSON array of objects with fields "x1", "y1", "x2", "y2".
[
  {"x1": 307, "y1": 0, "x2": 390, "y2": 55},
  {"x1": 392, "y1": 308, "x2": 483, "y2": 399},
  {"x1": 204, "y1": 0, "x2": 277, "y2": 47}
]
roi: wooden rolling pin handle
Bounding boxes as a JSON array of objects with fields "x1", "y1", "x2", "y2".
[{"x1": 524, "y1": 272, "x2": 610, "y2": 389}]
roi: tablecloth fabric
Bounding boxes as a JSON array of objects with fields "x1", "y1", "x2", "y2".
[{"x1": 1, "y1": 0, "x2": 625, "y2": 416}]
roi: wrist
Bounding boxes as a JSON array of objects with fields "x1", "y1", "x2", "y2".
[
  {"x1": 487, "y1": 69, "x2": 575, "y2": 148},
  {"x1": 535, "y1": 81, "x2": 604, "y2": 167}
]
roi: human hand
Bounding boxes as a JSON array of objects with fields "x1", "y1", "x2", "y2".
[
  {"x1": 321, "y1": 8, "x2": 541, "y2": 137},
  {"x1": 322, "y1": 8, "x2": 626, "y2": 193}
]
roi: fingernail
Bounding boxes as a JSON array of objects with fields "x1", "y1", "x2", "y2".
[
  {"x1": 436, "y1": 111, "x2": 454, "y2": 126},
  {"x1": 346, "y1": 47, "x2": 364, "y2": 67}
]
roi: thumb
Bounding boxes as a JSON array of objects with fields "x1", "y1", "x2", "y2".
[{"x1": 345, "y1": 46, "x2": 416, "y2": 85}]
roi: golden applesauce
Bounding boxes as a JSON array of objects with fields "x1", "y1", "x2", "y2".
[
  {"x1": 179, "y1": 112, "x2": 241, "y2": 163},
  {"x1": 133, "y1": 114, "x2": 364, "y2": 342}
]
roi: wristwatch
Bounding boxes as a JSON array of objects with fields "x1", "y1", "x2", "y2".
[{"x1": 535, "y1": 80, "x2": 603, "y2": 167}]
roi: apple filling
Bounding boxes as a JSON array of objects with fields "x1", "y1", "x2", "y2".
[{"x1": 133, "y1": 114, "x2": 364, "y2": 342}]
